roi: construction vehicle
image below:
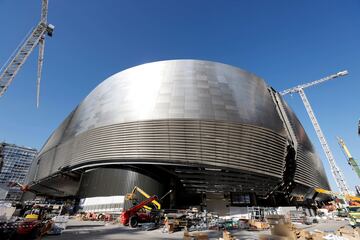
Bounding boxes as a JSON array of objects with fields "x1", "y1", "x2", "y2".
[
  {"x1": 280, "y1": 70, "x2": 350, "y2": 195},
  {"x1": 17, "y1": 205, "x2": 53, "y2": 239},
  {"x1": 315, "y1": 188, "x2": 360, "y2": 202},
  {"x1": 121, "y1": 195, "x2": 161, "y2": 227},
  {"x1": 337, "y1": 137, "x2": 360, "y2": 179},
  {"x1": 125, "y1": 186, "x2": 161, "y2": 210},
  {"x1": 0, "y1": 0, "x2": 54, "y2": 107},
  {"x1": 121, "y1": 188, "x2": 172, "y2": 228},
  {"x1": 314, "y1": 188, "x2": 360, "y2": 209},
  {"x1": 0, "y1": 205, "x2": 54, "y2": 240},
  {"x1": 0, "y1": 183, "x2": 53, "y2": 238},
  {"x1": 348, "y1": 206, "x2": 360, "y2": 227}
]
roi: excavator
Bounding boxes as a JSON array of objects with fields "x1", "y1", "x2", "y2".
[{"x1": 121, "y1": 186, "x2": 172, "y2": 228}]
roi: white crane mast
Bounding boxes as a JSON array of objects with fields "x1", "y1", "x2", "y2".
[
  {"x1": 280, "y1": 71, "x2": 350, "y2": 195},
  {"x1": 0, "y1": 0, "x2": 53, "y2": 107}
]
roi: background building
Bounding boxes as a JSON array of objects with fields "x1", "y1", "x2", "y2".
[
  {"x1": 26, "y1": 60, "x2": 330, "y2": 213},
  {"x1": 0, "y1": 142, "x2": 37, "y2": 200}
]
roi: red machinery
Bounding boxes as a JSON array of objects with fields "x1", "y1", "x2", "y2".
[
  {"x1": 16, "y1": 219, "x2": 53, "y2": 239},
  {"x1": 120, "y1": 195, "x2": 160, "y2": 228}
]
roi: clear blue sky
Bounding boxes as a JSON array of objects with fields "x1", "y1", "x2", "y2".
[{"x1": 0, "y1": 0, "x2": 359, "y2": 192}]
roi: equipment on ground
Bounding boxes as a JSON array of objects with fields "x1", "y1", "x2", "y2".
[
  {"x1": 0, "y1": 205, "x2": 53, "y2": 239},
  {"x1": 0, "y1": 0, "x2": 54, "y2": 107},
  {"x1": 120, "y1": 195, "x2": 161, "y2": 228},
  {"x1": 337, "y1": 136, "x2": 360, "y2": 179},
  {"x1": 280, "y1": 70, "x2": 350, "y2": 195},
  {"x1": 121, "y1": 188, "x2": 172, "y2": 228},
  {"x1": 347, "y1": 206, "x2": 360, "y2": 227},
  {"x1": 315, "y1": 188, "x2": 360, "y2": 202},
  {"x1": 17, "y1": 205, "x2": 53, "y2": 238},
  {"x1": 314, "y1": 188, "x2": 360, "y2": 205}
]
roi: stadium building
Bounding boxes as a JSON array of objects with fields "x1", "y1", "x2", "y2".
[{"x1": 26, "y1": 60, "x2": 330, "y2": 213}]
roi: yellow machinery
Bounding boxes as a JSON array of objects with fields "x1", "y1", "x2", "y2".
[
  {"x1": 125, "y1": 186, "x2": 161, "y2": 210},
  {"x1": 315, "y1": 188, "x2": 360, "y2": 202},
  {"x1": 337, "y1": 137, "x2": 360, "y2": 179},
  {"x1": 25, "y1": 214, "x2": 40, "y2": 220}
]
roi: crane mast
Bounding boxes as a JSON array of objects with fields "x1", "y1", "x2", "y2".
[
  {"x1": 337, "y1": 137, "x2": 360, "y2": 179},
  {"x1": 280, "y1": 71, "x2": 350, "y2": 195},
  {"x1": 0, "y1": 0, "x2": 53, "y2": 107}
]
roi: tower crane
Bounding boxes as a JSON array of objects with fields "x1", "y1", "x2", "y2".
[
  {"x1": 280, "y1": 70, "x2": 350, "y2": 195},
  {"x1": 0, "y1": 0, "x2": 54, "y2": 107},
  {"x1": 337, "y1": 136, "x2": 360, "y2": 179}
]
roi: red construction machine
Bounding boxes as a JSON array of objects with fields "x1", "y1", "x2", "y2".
[
  {"x1": 120, "y1": 188, "x2": 172, "y2": 228},
  {"x1": 120, "y1": 195, "x2": 160, "y2": 227}
]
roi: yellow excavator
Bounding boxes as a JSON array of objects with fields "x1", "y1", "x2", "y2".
[{"x1": 125, "y1": 186, "x2": 161, "y2": 210}]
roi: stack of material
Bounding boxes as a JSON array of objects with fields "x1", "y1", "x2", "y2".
[
  {"x1": 289, "y1": 210, "x2": 306, "y2": 224},
  {"x1": 222, "y1": 230, "x2": 236, "y2": 240},
  {"x1": 47, "y1": 215, "x2": 69, "y2": 235},
  {"x1": 164, "y1": 213, "x2": 188, "y2": 233},
  {"x1": 183, "y1": 230, "x2": 208, "y2": 240},
  {"x1": 248, "y1": 219, "x2": 270, "y2": 230},
  {"x1": 238, "y1": 220, "x2": 249, "y2": 229},
  {"x1": 264, "y1": 214, "x2": 299, "y2": 240},
  {"x1": 307, "y1": 230, "x2": 325, "y2": 240},
  {"x1": 336, "y1": 226, "x2": 360, "y2": 240},
  {"x1": 264, "y1": 214, "x2": 360, "y2": 240},
  {"x1": 164, "y1": 209, "x2": 221, "y2": 233},
  {"x1": 0, "y1": 206, "x2": 15, "y2": 221}
]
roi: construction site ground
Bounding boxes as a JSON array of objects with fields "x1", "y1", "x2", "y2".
[{"x1": 43, "y1": 219, "x2": 349, "y2": 240}]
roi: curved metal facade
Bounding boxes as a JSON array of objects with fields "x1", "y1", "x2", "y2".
[
  {"x1": 28, "y1": 60, "x2": 330, "y2": 199},
  {"x1": 77, "y1": 168, "x2": 164, "y2": 199},
  {"x1": 280, "y1": 99, "x2": 330, "y2": 189}
]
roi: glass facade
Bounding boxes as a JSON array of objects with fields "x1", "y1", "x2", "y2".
[{"x1": 0, "y1": 142, "x2": 37, "y2": 201}]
